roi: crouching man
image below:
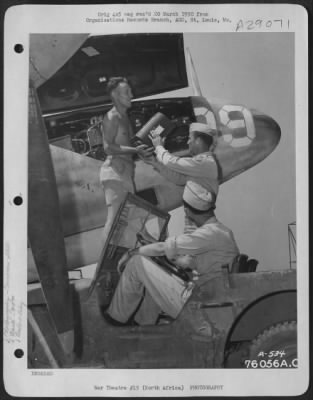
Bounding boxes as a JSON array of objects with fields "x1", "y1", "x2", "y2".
[{"x1": 103, "y1": 182, "x2": 239, "y2": 326}]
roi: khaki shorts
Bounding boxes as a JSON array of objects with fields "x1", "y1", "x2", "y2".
[{"x1": 100, "y1": 156, "x2": 135, "y2": 193}]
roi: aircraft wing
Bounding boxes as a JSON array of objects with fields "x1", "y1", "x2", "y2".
[{"x1": 36, "y1": 33, "x2": 188, "y2": 114}]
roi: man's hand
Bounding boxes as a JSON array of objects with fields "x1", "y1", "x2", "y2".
[
  {"x1": 174, "y1": 255, "x2": 195, "y2": 269},
  {"x1": 191, "y1": 270, "x2": 200, "y2": 281},
  {"x1": 149, "y1": 134, "x2": 165, "y2": 148},
  {"x1": 136, "y1": 144, "x2": 154, "y2": 158}
]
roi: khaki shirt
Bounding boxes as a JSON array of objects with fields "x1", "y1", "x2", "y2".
[
  {"x1": 154, "y1": 146, "x2": 219, "y2": 197},
  {"x1": 164, "y1": 216, "x2": 239, "y2": 285}
]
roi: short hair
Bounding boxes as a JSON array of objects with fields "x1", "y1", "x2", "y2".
[
  {"x1": 193, "y1": 131, "x2": 214, "y2": 149},
  {"x1": 107, "y1": 77, "x2": 129, "y2": 95},
  {"x1": 183, "y1": 200, "x2": 216, "y2": 215}
]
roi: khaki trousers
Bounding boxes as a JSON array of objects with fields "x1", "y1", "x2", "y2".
[{"x1": 107, "y1": 254, "x2": 193, "y2": 325}]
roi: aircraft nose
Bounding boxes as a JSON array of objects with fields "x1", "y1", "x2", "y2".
[
  {"x1": 214, "y1": 107, "x2": 282, "y2": 183},
  {"x1": 251, "y1": 110, "x2": 281, "y2": 155}
]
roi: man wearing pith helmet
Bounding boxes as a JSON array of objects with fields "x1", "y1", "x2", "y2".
[{"x1": 148, "y1": 122, "x2": 219, "y2": 234}]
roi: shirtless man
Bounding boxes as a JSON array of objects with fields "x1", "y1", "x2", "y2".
[{"x1": 100, "y1": 77, "x2": 153, "y2": 243}]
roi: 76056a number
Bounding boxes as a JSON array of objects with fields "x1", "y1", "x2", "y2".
[{"x1": 244, "y1": 359, "x2": 297, "y2": 368}]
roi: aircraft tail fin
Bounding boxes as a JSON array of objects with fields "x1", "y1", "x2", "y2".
[{"x1": 186, "y1": 47, "x2": 203, "y2": 97}]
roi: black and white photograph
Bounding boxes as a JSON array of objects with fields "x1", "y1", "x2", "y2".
[{"x1": 3, "y1": 3, "x2": 309, "y2": 397}]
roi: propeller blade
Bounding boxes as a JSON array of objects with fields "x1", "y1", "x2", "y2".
[
  {"x1": 186, "y1": 47, "x2": 203, "y2": 97},
  {"x1": 28, "y1": 81, "x2": 74, "y2": 354}
]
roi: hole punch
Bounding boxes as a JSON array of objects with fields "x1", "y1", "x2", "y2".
[
  {"x1": 14, "y1": 349, "x2": 24, "y2": 358},
  {"x1": 14, "y1": 44, "x2": 24, "y2": 53},
  {"x1": 13, "y1": 196, "x2": 23, "y2": 206}
]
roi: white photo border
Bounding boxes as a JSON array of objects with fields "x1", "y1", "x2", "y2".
[{"x1": 3, "y1": 3, "x2": 309, "y2": 397}]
